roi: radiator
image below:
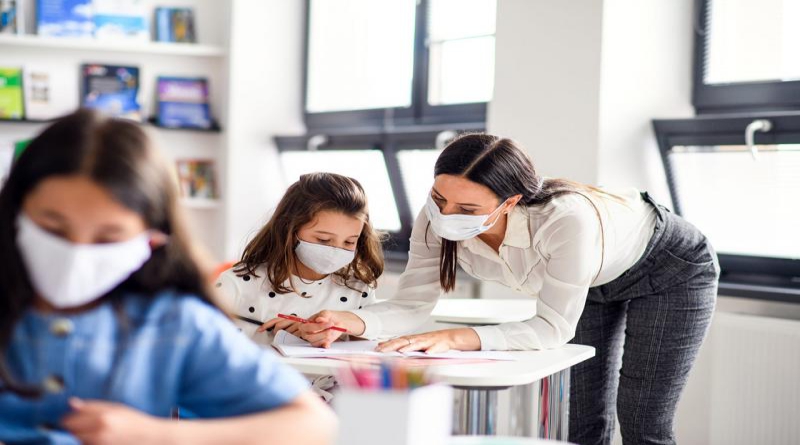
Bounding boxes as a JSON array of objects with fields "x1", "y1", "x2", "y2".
[{"x1": 709, "y1": 312, "x2": 800, "y2": 445}]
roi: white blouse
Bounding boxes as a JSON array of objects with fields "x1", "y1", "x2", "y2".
[
  {"x1": 352, "y1": 188, "x2": 656, "y2": 350},
  {"x1": 216, "y1": 267, "x2": 376, "y2": 346}
]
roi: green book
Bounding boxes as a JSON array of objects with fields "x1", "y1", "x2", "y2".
[{"x1": 0, "y1": 68, "x2": 24, "y2": 119}]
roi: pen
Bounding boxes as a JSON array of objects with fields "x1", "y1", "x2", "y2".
[
  {"x1": 235, "y1": 315, "x2": 263, "y2": 326},
  {"x1": 277, "y1": 313, "x2": 348, "y2": 333}
]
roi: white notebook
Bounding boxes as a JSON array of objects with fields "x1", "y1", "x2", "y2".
[{"x1": 271, "y1": 331, "x2": 516, "y2": 361}]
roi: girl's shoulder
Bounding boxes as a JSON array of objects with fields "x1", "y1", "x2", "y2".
[{"x1": 215, "y1": 266, "x2": 272, "y2": 294}]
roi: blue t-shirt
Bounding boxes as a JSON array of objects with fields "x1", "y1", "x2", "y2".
[{"x1": 0, "y1": 291, "x2": 310, "y2": 444}]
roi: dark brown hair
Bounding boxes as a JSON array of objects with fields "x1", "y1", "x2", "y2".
[
  {"x1": 0, "y1": 109, "x2": 217, "y2": 397},
  {"x1": 433, "y1": 133, "x2": 614, "y2": 292},
  {"x1": 234, "y1": 172, "x2": 385, "y2": 294}
]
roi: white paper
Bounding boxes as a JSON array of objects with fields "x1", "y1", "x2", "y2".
[{"x1": 272, "y1": 331, "x2": 517, "y2": 361}]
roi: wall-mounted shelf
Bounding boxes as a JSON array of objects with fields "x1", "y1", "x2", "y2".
[
  {"x1": 181, "y1": 198, "x2": 221, "y2": 209},
  {"x1": 0, "y1": 34, "x2": 226, "y2": 57},
  {"x1": 0, "y1": 117, "x2": 222, "y2": 134}
]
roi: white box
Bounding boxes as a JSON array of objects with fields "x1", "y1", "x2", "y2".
[{"x1": 334, "y1": 384, "x2": 453, "y2": 445}]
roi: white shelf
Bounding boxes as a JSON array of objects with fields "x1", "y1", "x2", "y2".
[
  {"x1": 181, "y1": 198, "x2": 221, "y2": 209},
  {"x1": 0, "y1": 34, "x2": 226, "y2": 57}
]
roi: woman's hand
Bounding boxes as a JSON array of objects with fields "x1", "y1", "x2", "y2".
[
  {"x1": 62, "y1": 398, "x2": 166, "y2": 445},
  {"x1": 296, "y1": 310, "x2": 366, "y2": 348},
  {"x1": 376, "y1": 328, "x2": 482, "y2": 353},
  {"x1": 257, "y1": 318, "x2": 300, "y2": 335}
]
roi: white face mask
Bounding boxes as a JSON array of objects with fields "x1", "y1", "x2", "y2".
[
  {"x1": 425, "y1": 194, "x2": 507, "y2": 241},
  {"x1": 294, "y1": 239, "x2": 356, "y2": 275},
  {"x1": 15, "y1": 214, "x2": 153, "y2": 309}
]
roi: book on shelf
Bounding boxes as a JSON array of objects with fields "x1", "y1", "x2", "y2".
[
  {"x1": 0, "y1": 67, "x2": 24, "y2": 120},
  {"x1": 36, "y1": 0, "x2": 94, "y2": 38},
  {"x1": 0, "y1": 0, "x2": 21, "y2": 34},
  {"x1": 93, "y1": 0, "x2": 149, "y2": 42},
  {"x1": 81, "y1": 63, "x2": 141, "y2": 121},
  {"x1": 176, "y1": 159, "x2": 218, "y2": 200},
  {"x1": 154, "y1": 7, "x2": 195, "y2": 43},
  {"x1": 155, "y1": 76, "x2": 212, "y2": 129},
  {"x1": 24, "y1": 65, "x2": 79, "y2": 120}
]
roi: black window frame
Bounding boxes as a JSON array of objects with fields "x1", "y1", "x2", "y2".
[
  {"x1": 302, "y1": 0, "x2": 490, "y2": 130},
  {"x1": 652, "y1": 112, "x2": 800, "y2": 303},
  {"x1": 275, "y1": 124, "x2": 485, "y2": 258},
  {"x1": 693, "y1": 0, "x2": 800, "y2": 114}
]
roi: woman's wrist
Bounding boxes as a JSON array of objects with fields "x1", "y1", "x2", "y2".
[{"x1": 449, "y1": 328, "x2": 482, "y2": 351}]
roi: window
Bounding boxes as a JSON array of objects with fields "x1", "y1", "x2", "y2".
[
  {"x1": 653, "y1": 115, "x2": 800, "y2": 302},
  {"x1": 397, "y1": 148, "x2": 439, "y2": 218},
  {"x1": 694, "y1": 0, "x2": 800, "y2": 112},
  {"x1": 303, "y1": 0, "x2": 497, "y2": 128},
  {"x1": 280, "y1": 149, "x2": 403, "y2": 232}
]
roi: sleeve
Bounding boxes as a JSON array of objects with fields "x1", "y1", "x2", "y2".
[
  {"x1": 471, "y1": 204, "x2": 602, "y2": 350},
  {"x1": 177, "y1": 299, "x2": 310, "y2": 417},
  {"x1": 351, "y1": 209, "x2": 444, "y2": 340}
]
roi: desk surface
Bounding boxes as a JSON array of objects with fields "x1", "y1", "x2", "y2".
[
  {"x1": 431, "y1": 299, "x2": 537, "y2": 325},
  {"x1": 280, "y1": 344, "x2": 594, "y2": 388}
]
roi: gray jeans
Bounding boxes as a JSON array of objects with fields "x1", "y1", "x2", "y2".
[{"x1": 569, "y1": 193, "x2": 719, "y2": 445}]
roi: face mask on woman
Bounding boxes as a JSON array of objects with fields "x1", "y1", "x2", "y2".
[
  {"x1": 425, "y1": 194, "x2": 507, "y2": 241},
  {"x1": 15, "y1": 213, "x2": 153, "y2": 309},
  {"x1": 294, "y1": 239, "x2": 356, "y2": 275}
]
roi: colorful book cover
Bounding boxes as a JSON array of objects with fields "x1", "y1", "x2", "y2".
[
  {"x1": 14, "y1": 138, "x2": 31, "y2": 159},
  {"x1": 81, "y1": 64, "x2": 141, "y2": 121},
  {"x1": 36, "y1": 0, "x2": 93, "y2": 38},
  {"x1": 0, "y1": 0, "x2": 18, "y2": 34},
  {"x1": 156, "y1": 77, "x2": 212, "y2": 129},
  {"x1": 93, "y1": 0, "x2": 148, "y2": 42},
  {"x1": 0, "y1": 67, "x2": 24, "y2": 120},
  {"x1": 175, "y1": 159, "x2": 217, "y2": 199},
  {"x1": 24, "y1": 65, "x2": 78, "y2": 120},
  {"x1": 154, "y1": 7, "x2": 195, "y2": 43}
]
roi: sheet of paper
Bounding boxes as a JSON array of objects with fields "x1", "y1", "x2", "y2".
[{"x1": 271, "y1": 331, "x2": 516, "y2": 361}]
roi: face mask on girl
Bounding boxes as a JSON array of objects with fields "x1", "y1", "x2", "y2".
[
  {"x1": 294, "y1": 239, "x2": 356, "y2": 275},
  {"x1": 425, "y1": 194, "x2": 508, "y2": 241},
  {"x1": 15, "y1": 213, "x2": 153, "y2": 309}
]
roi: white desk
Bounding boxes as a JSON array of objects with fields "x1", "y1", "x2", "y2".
[
  {"x1": 431, "y1": 299, "x2": 537, "y2": 325},
  {"x1": 280, "y1": 345, "x2": 594, "y2": 440}
]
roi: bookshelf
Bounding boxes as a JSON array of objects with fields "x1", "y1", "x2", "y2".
[{"x1": 0, "y1": 34, "x2": 226, "y2": 57}]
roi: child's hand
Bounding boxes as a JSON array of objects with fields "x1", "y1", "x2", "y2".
[
  {"x1": 62, "y1": 398, "x2": 166, "y2": 445},
  {"x1": 297, "y1": 310, "x2": 365, "y2": 348},
  {"x1": 257, "y1": 318, "x2": 300, "y2": 334}
]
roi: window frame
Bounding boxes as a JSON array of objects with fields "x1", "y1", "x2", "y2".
[
  {"x1": 652, "y1": 112, "x2": 800, "y2": 303},
  {"x1": 275, "y1": 124, "x2": 485, "y2": 259},
  {"x1": 693, "y1": 0, "x2": 800, "y2": 114},
  {"x1": 302, "y1": 0, "x2": 490, "y2": 130}
]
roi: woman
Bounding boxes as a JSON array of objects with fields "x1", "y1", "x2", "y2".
[{"x1": 298, "y1": 134, "x2": 719, "y2": 445}]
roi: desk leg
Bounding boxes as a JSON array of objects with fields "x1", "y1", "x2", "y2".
[
  {"x1": 452, "y1": 387, "x2": 503, "y2": 435},
  {"x1": 538, "y1": 368, "x2": 570, "y2": 440}
]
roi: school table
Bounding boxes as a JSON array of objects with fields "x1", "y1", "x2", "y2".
[{"x1": 279, "y1": 344, "x2": 594, "y2": 440}]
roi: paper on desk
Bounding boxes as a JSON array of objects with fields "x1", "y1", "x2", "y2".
[{"x1": 271, "y1": 331, "x2": 516, "y2": 361}]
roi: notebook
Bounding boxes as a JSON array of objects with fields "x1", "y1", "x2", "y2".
[{"x1": 271, "y1": 331, "x2": 516, "y2": 361}]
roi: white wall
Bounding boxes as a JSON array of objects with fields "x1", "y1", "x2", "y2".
[{"x1": 222, "y1": 0, "x2": 306, "y2": 261}]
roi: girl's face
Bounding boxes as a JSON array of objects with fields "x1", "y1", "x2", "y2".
[
  {"x1": 296, "y1": 210, "x2": 364, "y2": 251},
  {"x1": 22, "y1": 175, "x2": 149, "y2": 244}
]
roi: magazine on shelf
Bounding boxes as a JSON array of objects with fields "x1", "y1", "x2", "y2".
[
  {"x1": 24, "y1": 65, "x2": 78, "y2": 120},
  {"x1": 156, "y1": 76, "x2": 212, "y2": 129},
  {"x1": 93, "y1": 0, "x2": 148, "y2": 42},
  {"x1": 36, "y1": 0, "x2": 93, "y2": 38},
  {"x1": 0, "y1": 67, "x2": 24, "y2": 119},
  {"x1": 154, "y1": 7, "x2": 195, "y2": 43},
  {"x1": 175, "y1": 159, "x2": 218, "y2": 200},
  {"x1": 80, "y1": 63, "x2": 141, "y2": 121}
]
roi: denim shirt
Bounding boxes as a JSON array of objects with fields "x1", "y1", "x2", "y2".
[{"x1": 0, "y1": 291, "x2": 310, "y2": 444}]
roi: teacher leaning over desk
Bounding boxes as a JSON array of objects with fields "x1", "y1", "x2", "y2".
[{"x1": 297, "y1": 133, "x2": 720, "y2": 445}]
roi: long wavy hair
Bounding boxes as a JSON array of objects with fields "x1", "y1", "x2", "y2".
[
  {"x1": 234, "y1": 172, "x2": 385, "y2": 294},
  {"x1": 433, "y1": 133, "x2": 615, "y2": 292},
  {"x1": 0, "y1": 109, "x2": 216, "y2": 398}
]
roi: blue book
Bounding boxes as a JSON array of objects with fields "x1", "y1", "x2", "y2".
[
  {"x1": 156, "y1": 77, "x2": 212, "y2": 129},
  {"x1": 154, "y1": 7, "x2": 195, "y2": 43},
  {"x1": 93, "y1": 0, "x2": 148, "y2": 42},
  {"x1": 81, "y1": 64, "x2": 141, "y2": 122},
  {"x1": 37, "y1": 0, "x2": 93, "y2": 38}
]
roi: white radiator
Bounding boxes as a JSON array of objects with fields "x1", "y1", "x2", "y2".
[{"x1": 709, "y1": 312, "x2": 800, "y2": 445}]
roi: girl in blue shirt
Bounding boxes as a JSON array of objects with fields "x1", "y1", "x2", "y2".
[{"x1": 0, "y1": 110, "x2": 336, "y2": 444}]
